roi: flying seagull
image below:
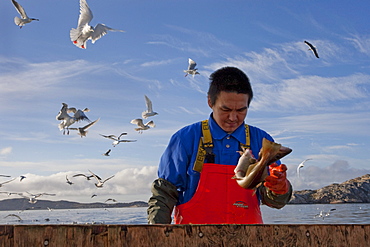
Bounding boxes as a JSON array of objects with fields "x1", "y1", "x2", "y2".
[
  {"x1": 88, "y1": 170, "x2": 115, "y2": 188},
  {"x1": 130, "y1": 119, "x2": 155, "y2": 133},
  {"x1": 105, "y1": 198, "x2": 117, "y2": 203},
  {"x1": 11, "y1": 0, "x2": 39, "y2": 28},
  {"x1": 100, "y1": 133, "x2": 137, "y2": 146},
  {"x1": 56, "y1": 103, "x2": 91, "y2": 135},
  {"x1": 102, "y1": 149, "x2": 111, "y2": 156},
  {"x1": 5, "y1": 214, "x2": 22, "y2": 221},
  {"x1": 69, "y1": 118, "x2": 100, "y2": 137},
  {"x1": 184, "y1": 58, "x2": 200, "y2": 77},
  {"x1": 18, "y1": 192, "x2": 56, "y2": 204},
  {"x1": 19, "y1": 175, "x2": 26, "y2": 181},
  {"x1": 304, "y1": 41, "x2": 319, "y2": 58},
  {"x1": 297, "y1": 158, "x2": 313, "y2": 178},
  {"x1": 142, "y1": 95, "x2": 158, "y2": 119},
  {"x1": 70, "y1": 0, "x2": 124, "y2": 49}
]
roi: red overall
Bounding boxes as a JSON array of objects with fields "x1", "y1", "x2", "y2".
[{"x1": 174, "y1": 163, "x2": 263, "y2": 224}]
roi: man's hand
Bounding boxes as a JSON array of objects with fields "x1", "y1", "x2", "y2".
[{"x1": 264, "y1": 163, "x2": 289, "y2": 195}]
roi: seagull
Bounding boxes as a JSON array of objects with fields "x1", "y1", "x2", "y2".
[
  {"x1": 314, "y1": 208, "x2": 336, "y2": 220},
  {"x1": 102, "y1": 149, "x2": 111, "y2": 156},
  {"x1": 100, "y1": 133, "x2": 137, "y2": 146},
  {"x1": 130, "y1": 119, "x2": 155, "y2": 133},
  {"x1": 66, "y1": 175, "x2": 73, "y2": 185},
  {"x1": 70, "y1": 0, "x2": 125, "y2": 49},
  {"x1": 0, "y1": 175, "x2": 11, "y2": 177},
  {"x1": 142, "y1": 95, "x2": 158, "y2": 119},
  {"x1": 304, "y1": 41, "x2": 319, "y2": 58},
  {"x1": 19, "y1": 175, "x2": 26, "y2": 181},
  {"x1": 56, "y1": 103, "x2": 91, "y2": 135},
  {"x1": 297, "y1": 158, "x2": 312, "y2": 178},
  {"x1": 11, "y1": 0, "x2": 39, "y2": 28},
  {"x1": 184, "y1": 58, "x2": 200, "y2": 77},
  {"x1": 88, "y1": 170, "x2": 114, "y2": 188},
  {"x1": 105, "y1": 198, "x2": 117, "y2": 203},
  {"x1": 18, "y1": 192, "x2": 56, "y2": 204},
  {"x1": 69, "y1": 118, "x2": 100, "y2": 137},
  {"x1": 5, "y1": 214, "x2": 22, "y2": 221},
  {"x1": 0, "y1": 177, "x2": 16, "y2": 187},
  {"x1": 73, "y1": 173, "x2": 101, "y2": 180}
]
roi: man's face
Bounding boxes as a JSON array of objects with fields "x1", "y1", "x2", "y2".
[{"x1": 208, "y1": 91, "x2": 249, "y2": 133}]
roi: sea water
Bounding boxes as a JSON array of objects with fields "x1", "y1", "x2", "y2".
[{"x1": 0, "y1": 203, "x2": 369, "y2": 225}]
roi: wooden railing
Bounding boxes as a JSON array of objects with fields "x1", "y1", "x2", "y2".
[{"x1": 0, "y1": 224, "x2": 368, "y2": 246}]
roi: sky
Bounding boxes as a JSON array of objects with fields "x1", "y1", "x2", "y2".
[{"x1": 0, "y1": 0, "x2": 369, "y2": 204}]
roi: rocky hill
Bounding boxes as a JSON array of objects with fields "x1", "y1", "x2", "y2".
[{"x1": 289, "y1": 174, "x2": 370, "y2": 204}]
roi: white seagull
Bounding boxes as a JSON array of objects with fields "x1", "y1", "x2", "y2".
[
  {"x1": 69, "y1": 118, "x2": 100, "y2": 137},
  {"x1": 100, "y1": 132, "x2": 137, "y2": 146},
  {"x1": 304, "y1": 41, "x2": 319, "y2": 58},
  {"x1": 184, "y1": 58, "x2": 200, "y2": 77},
  {"x1": 18, "y1": 192, "x2": 56, "y2": 204},
  {"x1": 88, "y1": 170, "x2": 115, "y2": 188},
  {"x1": 56, "y1": 103, "x2": 91, "y2": 135},
  {"x1": 11, "y1": 0, "x2": 39, "y2": 28},
  {"x1": 142, "y1": 95, "x2": 158, "y2": 119},
  {"x1": 70, "y1": 0, "x2": 124, "y2": 49},
  {"x1": 297, "y1": 158, "x2": 313, "y2": 178},
  {"x1": 130, "y1": 119, "x2": 155, "y2": 133}
]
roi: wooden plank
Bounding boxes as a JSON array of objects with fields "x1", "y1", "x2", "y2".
[{"x1": 0, "y1": 224, "x2": 368, "y2": 246}]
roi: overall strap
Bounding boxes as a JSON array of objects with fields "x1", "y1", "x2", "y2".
[
  {"x1": 193, "y1": 120, "x2": 250, "y2": 172},
  {"x1": 193, "y1": 120, "x2": 213, "y2": 172}
]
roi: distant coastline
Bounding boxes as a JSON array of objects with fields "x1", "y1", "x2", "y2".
[
  {"x1": 0, "y1": 174, "x2": 369, "y2": 211},
  {"x1": 0, "y1": 198, "x2": 147, "y2": 211}
]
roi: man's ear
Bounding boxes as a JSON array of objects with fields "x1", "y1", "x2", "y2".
[{"x1": 207, "y1": 96, "x2": 213, "y2": 108}]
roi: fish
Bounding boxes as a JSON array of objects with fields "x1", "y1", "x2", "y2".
[{"x1": 233, "y1": 138, "x2": 292, "y2": 190}]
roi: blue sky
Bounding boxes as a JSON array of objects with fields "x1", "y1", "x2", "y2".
[{"x1": 0, "y1": 0, "x2": 369, "y2": 203}]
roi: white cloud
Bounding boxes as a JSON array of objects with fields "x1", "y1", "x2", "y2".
[
  {"x1": 0, "y1": 147, "x2": 12, "y2": 155},
  {"x1": 288, "y1": 160, "x2": 370, "y2": 191},
  {"x1": 0, "y1": 166, "x2": 158, "y2": 201},
  {"x1": 346, "y1": 34, "x2": 370, "y2": 56}
]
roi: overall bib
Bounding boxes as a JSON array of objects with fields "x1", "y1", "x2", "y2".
[{"x1": 174, "y1": 163, "x2": 263, "y2": 224}]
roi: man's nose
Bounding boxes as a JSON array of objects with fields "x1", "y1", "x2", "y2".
[{"x1": 228, "y1": 111, "x2": 237, "y2": 121}]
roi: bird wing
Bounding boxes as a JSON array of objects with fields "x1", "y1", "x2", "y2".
[
  {"x1": 304, "y1": 41, "x2": 319, "y2": 58},
  {"x1": 77, "y1": 0, "x2": 93, "y2": 29},
  {"x1": 88, "y1": 170, "x2": 101, "y2": 182},
  {"x1": 100, "y1": 134, "x2": 118, "y2": 141},
  {"x1": 117, "y1": 132, "x2": 128, "y2": 140},
  {"x1": 12, "y1": 0, "x2": 28, "y2": 19},
  {"x1": 0, "y1": 177, "x2": 16, "y2": 185},
  {"x1": 102, "y1": 175, "x2": 115, "y2": 183},
  {"x1": 81, "y1": 118, "x2": 99, "y2": 130},
  {"x1": 188, "y1": 58, "x2": 197, "y2": 70},
  {"x1": 146, "y1": 120, "x2": 156, "y2": 128},
  {"x1": 74, "y1": 109, "x2": 91, "y2": 122},
  {"x1": 72, "y1": 173, "x2": 87, "y2": 178},
  {"x1": 119, "y1": 140, "x2": 137, "y2": 143},
  {"x1": 90, "y1": 24, "x2": 124, "y2": 43},
  {"x1": 144, "y1": 95, "x2": 153, "y2": 112},
  {"x1": 131, "y1": 118, "x2": 145, "y2": 128}
]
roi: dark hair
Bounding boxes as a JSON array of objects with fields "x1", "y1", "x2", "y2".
[{"x1": 207, "y1": 67, "x2": 253, "y2": 106}]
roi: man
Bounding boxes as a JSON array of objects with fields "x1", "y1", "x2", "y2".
[{"x1": 148, "y1": 67, "x2": 292, "y2": 224}]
